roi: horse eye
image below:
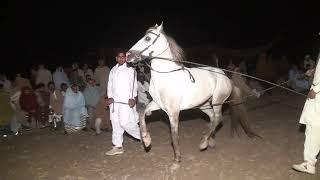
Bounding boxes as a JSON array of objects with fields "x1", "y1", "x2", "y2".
[{"x1": 145, "y1": 36, "x2": 151, "y2": 41}]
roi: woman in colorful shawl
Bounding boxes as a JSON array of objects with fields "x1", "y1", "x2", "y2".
[
  {"x1": 69, "y1": 69, "x2": 86, "y2": 92},
  {"x1": 34, "y1": 83, "x2": 50, "y2": 128},
  {"x1": 63, "y1": 84, "x2": 88, "y2": 134},
  {"x1": 19, "y1": 86, "x2": 38, "y2": 128}
]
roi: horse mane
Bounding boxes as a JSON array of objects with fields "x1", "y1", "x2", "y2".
[{"x1": 147, "y1": 27, "x2": 185, "y2": 64}]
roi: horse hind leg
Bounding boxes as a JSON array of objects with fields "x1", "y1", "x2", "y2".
[{"x1": 199, "y1": 103, "x2": 223, "y2": 150}]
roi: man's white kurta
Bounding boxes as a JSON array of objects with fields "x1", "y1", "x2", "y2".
[
  {"x1": 108, "y1": 63, "x2": 140, "y2": 147},
  {"x1": 36, "y1": 69, "x2": 52, "y2": 88},
  {"x1": 299, "y1": 58, "x2": 320, "y2": 166},
  {"x1": 300, "y1": 59, "x2": 320, "y2": 127}
]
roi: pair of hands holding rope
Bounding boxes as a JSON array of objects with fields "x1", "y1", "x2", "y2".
[{"x1": 106, "y1": 98, "x2": 136, "y2": 108}]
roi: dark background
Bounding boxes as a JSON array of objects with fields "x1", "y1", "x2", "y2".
[{"x1": 2, "y1": 1, "x2": 319, "y2": 76}]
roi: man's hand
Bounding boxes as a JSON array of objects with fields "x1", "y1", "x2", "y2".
[
  {"x1": 128, "y1": 98, "x2": 136, "y2": 108},
  {"x1": 307, "y1": 89, "x2": 317, "y2": 99},
  {"x1": 106, "y1": 98, "x2": 114, "y2": 106}
]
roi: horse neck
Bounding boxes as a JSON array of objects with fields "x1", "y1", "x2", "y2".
[{"x1": 150, "y1": 49, "x2": 182, "y2": 72}]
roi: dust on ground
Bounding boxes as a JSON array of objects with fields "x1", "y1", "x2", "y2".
[{"x1": 1, "y1": 89, "x2": 319, "y2": 180}]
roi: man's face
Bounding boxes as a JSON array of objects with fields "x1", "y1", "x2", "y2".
[
  {"x1": 71, "y1": 85, "x2": 78, "y2": 93},
  {"x1": 61, "y1": 84, "x2": 68, "y2": 91},
  {"x1": 98, "y1": 59, "x2": 105, "y2": 66},
  {"x1": 88, "y1": 79, "x2": 95, "y2": 86},
  {"x1": 85, "y1": 75, "x2": 91, "y2": 82},
  {"x1": 49, "y1": 84, "x2": 55, "y2": 91},
  {"x1": 116, "y1": 52, "x2": 126, "y2": 65}
]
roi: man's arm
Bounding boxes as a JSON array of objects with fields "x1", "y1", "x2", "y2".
[
  {"x1": 107, "y1": 69, "x2": 113, "y2": 99},
  {"x1": 308, "y1": 59, "x2": 320, "y2": 99},
  {"x1": 128, "y1": 69, "x2": 138, "y2": 108},
  {"x1": 106, "y1": 69, "x2": 114, "y2": 106},
  {"x1": 132, "y1": 70, "x2": 138, "y2": 98}
]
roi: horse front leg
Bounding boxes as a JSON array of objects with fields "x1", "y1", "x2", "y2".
[
  {"x1": 168, "y1": 111, "x2": 181, "y2": 171},
  {"x1": 168, "y1": 112, "x2": 181, "y2": 163},
  {"x1": 140, "y1": 101, "x2": 160, "y2": 148}
]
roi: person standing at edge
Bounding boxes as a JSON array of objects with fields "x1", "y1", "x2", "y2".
[{"x1": 292, "y1": 53, "x2": 320, "y2": 175}]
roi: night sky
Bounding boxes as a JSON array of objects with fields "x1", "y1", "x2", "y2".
[{"x1": 3, "y1": 1, "x2": 319, "y2": 75}]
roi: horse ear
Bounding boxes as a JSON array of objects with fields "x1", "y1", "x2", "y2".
[
  {"x1": 155, "y1": 24, "x2": 159, "y2": 28},
  {"x1": 158, "y1": 21, "x2": 163, "y2": 31}
]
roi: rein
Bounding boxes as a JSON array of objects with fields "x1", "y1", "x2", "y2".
[
  {"x1": 140, "y1": 56, "x2": 307, "y2": 97},
  {"x1": 143, "y1": 59, "x2": 195, "y2": 83},
  {"x1": 130, "y1": 29, "x2": 307, "y2": 104}
]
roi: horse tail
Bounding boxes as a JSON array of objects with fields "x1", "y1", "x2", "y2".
[{"x1": 229, "y1": 85, "x2": 261, "y2": 138}]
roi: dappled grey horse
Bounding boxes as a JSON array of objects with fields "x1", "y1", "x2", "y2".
[{"x1": 127, "y1": 23, "x2": 259, "y2": 168}]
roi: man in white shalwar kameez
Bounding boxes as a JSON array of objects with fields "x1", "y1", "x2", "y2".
[
  {"x1": 105, "y1": 49, "x2": 140, "y2": 156},
  {"x1": 94, "y1": 59, "x2": 110, "y2": 96},
  {"x1": 36, "y1": 64, "x2": 52, "y2": 90},
  {"x1": 53, "y1": 66, "x2": 70, "y2": 90},
  {"x1": 292, "y1": 55, "x2": 320, "y2": 175}
]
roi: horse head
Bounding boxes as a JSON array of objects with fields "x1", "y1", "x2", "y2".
[{"x1": 127, "y1": 22, "x2": 168, "y2": 64}]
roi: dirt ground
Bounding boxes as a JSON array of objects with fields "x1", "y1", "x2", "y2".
[{"x1": 1, "y1": 89, "x2": 319, "y2": 180}]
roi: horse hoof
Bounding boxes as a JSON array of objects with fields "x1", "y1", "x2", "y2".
[
  {"x1": 208, "y1": 137, "x2": 216, "y2": 148},
  {"x1": 170, "y1": 162, "x2": 180, "y2": 172},
  {"x1": 143, "y1": 132, "x2": 152, "y2": 148},
  {"x1": 199, "y1": 138, "x2": 208, "y2": 150}
]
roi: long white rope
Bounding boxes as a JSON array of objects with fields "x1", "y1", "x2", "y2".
[{"x1": 145, "y1": 57, "x2": 307, "y2": 97}]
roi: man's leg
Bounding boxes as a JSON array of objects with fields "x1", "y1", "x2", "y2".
[
  {"x1": 110, "y1": 115, "x2": 125, "y2": 148},
  {"x1": 293, "y1": 124, "x2": 320, "y2": 174},
  {"x1": 304, "y1": 125, "x2": 320, "y2": 166},
  {"x1": 10, "y1": 114, "x2": 21, "y2": 135},
  {"x1": 106, "y1": 105, "x2": 125, "y2": 156},
  {"x1": 119, "y1": 105, "x2": 141, "y2": 140}
]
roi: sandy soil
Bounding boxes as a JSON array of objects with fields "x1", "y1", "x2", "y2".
[{"x1": 1, "y1": 89, "x2": 319, "y2": 180}]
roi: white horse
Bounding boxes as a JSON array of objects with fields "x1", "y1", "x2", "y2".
[{"x1": 126, "y1": 23, "x2": 259, "y2": 166}]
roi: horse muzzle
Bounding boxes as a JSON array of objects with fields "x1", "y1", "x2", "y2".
[{"x1": 126, "y1": 50, "x2": 144, "y2": 63}]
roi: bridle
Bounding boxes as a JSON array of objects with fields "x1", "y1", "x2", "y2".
[
  {"x1": 137, "y1": 30, "x2": 161, "y2": 58},
  {"x1": 133, "y1": 30, "x2": 196, "y2": 83}
]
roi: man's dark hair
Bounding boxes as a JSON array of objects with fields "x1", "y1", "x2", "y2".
[
  {"x1": 114, "y1": 48, "x2": 127, "y2": 57},
  {"x1": 60, "y1": 83, "x2": 67, "y2": 89},
  {"x1": 36, "y1": 83, "x2": 45, "y2": 89},
  {"x1": 47, "y1": 81, "x2": 55, "y2": 87}
]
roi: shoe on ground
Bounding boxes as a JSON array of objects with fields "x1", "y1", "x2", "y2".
[
  {"x1": 105, "y1": 147, "x2": 124, "y2": 156},
  {"x1": 292, "y1": 162, "x2": 316, "y2": 175}
]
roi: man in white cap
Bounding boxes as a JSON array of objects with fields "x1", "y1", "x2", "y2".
[{"x1": 292, "y1": 53, "x2": 320, "y2": 175}]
